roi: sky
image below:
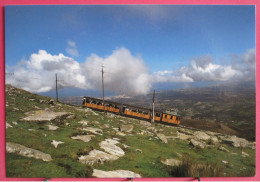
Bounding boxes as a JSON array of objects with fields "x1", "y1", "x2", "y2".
[{"x1": 5, "y1": 5, "x2": 256, "y2": 96}]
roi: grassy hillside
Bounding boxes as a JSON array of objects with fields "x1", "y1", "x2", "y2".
[{"x1": 5, "y1": 84, "x2": 255, "y2": 178}]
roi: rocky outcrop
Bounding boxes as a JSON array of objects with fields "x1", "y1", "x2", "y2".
[
  {"x1": 51, "y1": 140, "x2": 64, "y2": 148},
  {"x1": 6, "y1": 142, "x2": 52, "y2": 162},
  {"x1": 82, "y1": 127, "x2": 103, "y2": 135},
  {"x1": 189, "y1": 139, "x2": 206, "y2": 149},
  {"x1": 157, "y1": 133, "x2": 168, "y2": 144},
  {"x1": 99, "y1": 139, "x2": 125, "y2": 157},
  {"x1": 79, "y1": 149, "x2": 119, "y2": 165},
  {"x1": 222, "y1": 135, "x2": 253, "y2": 148},
  {"x1": 47, "y1": 125, "x2": 59, "y2": 131},
  {"x1": 193, "y1": 131, "x2": 211, "y2": 141},
  {"x1": 71, "y1": 135, "x2": 95, "y2": 142},
  {"x1": 92, "y1": 169, "x2": 141, "y2": 178},
  {"x1": 161, "y1": 158, "x2": 181, "y2": 166},
  {"x1": 119, "y1": 125, "x2": 134, "y2": 133},
  {"x1": 20, "y1": 110, "x2": 71, "y2": 122}
]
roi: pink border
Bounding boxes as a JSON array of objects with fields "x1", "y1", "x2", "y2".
[{"x1": 0, "y1": 0, "x2": 259, "y2": 181}]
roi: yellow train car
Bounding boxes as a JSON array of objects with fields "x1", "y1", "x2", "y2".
[{"x1": 82, "y1": 96, "x2": 181, "y2": 125}]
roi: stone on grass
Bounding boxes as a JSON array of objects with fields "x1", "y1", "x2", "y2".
[
  {"x1": 79, "y1": 149, "x2": 119, "y2": 165},
  {"x1": 20, "y1": 110, "x2": 71, "y2": 123},
  {"x1": 51, "y1": 140, "x2": 64, "y2": 148},
  {"x1": 218, "y1": 146, "x2": 230, "y2": 153},
  {"x1": 189, "y1": 139, "x2": 205, "y2": 149},
  {"x1": 93, "y1": 169, "x2": 141, "y2": 178},
  {"x1": 99, "y1": 139, "x2": 125, "y2": 157},
  {"x1": 176, "y1": 131, "x2": 192, "y2": 140},
  {"x1": 82, "y1": 127, "x2": 103, "y2": 135},
  {"x1": 161, "y1": 158, "x2": 181, "y2": 166},
  {"x1": 6, "y1": 122, "x2": 12, "y2": 128},
  {"x1": 6, "y1": 142, "x2": 52, "y2": 162},
  {"x1": 222, "y1": 135, "x2": 250, "y2": 148},
  {"x1": 47, "y1": 125, "x2": 59, "y2": 131},
  {"x1": 119, "y1": 124, "x2": 134, "y2": 133},
  {"x1": 194, "y1": 131, "x2": 211, "y2": 141},
  {"x1": 242, "y1": 151, "x2": 249, "y2": 157},
  {"x1": 78, "y1": 120, "x2": 88, "y2": 126},
  {"x1": 157, "y1": 133, "x2": 168, "y2": 144},
  {"x1": 140, "y1": 120, "x2": 151, "y2": 127},
  {"x1": 71, "y1": 135, "x2": 95, "y2": 142}
]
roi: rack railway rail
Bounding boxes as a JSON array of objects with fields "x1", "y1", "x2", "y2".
[{"x1": 82, "y1": 96, "x2": 181, "y2": 125}]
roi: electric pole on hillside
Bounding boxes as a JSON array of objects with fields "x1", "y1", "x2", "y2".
[
  {"x1": 101, "y1": 65, "x2": 105, "y2": 116},
  {"x1": 55, "y1": 73, "x2": 63, "y2": 102},
  {"x1": 56, "y1": 74, "x2": 58, "y2": 101},
  {"x1": 152, "y1": 90, "x2": 155, "y2": 123}
]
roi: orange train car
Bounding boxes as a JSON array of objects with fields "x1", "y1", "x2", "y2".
[{"x1": 82, "y1": 96, "x2": 181, "y2": 125}]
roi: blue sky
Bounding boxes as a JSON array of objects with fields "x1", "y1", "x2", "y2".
[{"x1": 5, "y1": 5, "x2": 256, "y2": 95}]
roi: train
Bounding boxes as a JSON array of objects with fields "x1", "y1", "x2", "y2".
[{"x1": 82, "y1": 96, "x2": 181, "y2": 125}]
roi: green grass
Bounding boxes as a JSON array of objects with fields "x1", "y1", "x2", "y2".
[{"x1": 5, "y1": 84, "x2": 256, "y2": 178}]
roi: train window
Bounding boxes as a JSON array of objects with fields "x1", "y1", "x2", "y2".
[
  {"x1": 170, "y1": 115, "x2": 173, "y2": 119},
  {"x1": 156, "y1": 113, "x2": 160, "y2": 117},
  {"x1": 164, "y1": 114, "x2": 167, "y2": 118}
]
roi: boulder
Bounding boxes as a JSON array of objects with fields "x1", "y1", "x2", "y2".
[
  {"x1": 140, "y1": 120, "x2": 152, "y2": 127},
  {"x1": 99, "y1": 139, "x2": 125, "y2": 157},
  {"x1": 82, "y1": 127, "x2": 103, "y2": 135},
  {"x1": 47, "y1": 125, "x2": 59, "y2": 131},
  {"x1": 194, "y1": 131, "x2": 211, "y2": 141},
  {"x1": 161, "y1": 158, "x2": 181, "y2": 166},
  {"x1": 189, "y1": 139, "x2": 205, "y2": 149},
  {"x1": 209, "y1": 136, "x2": 219, "y2": 144},
  {"x1": 51, "y1": 140, "x2": 64, "y2": 148},
  {"x1": 176, "y1": 131, "x2": 192, "y2": 140},
  {"x1": 222, "y1": 135, "x2": 250, "y2": 148},
  {"x1": 71, "y1": 135, "x2": 95, "y2": 142},
  {"x1": 20, "y1": 110, "x2": 71, "y2": 123},
  {"x1": 92, "y1": 169, "x2": 141, "y2": 178},
  {"x1": 6, "y1": 142, "x2": 52, "y2": 162},
  {"x1": 242, "y1": 151, "x2": 249, "y2": 157},
  {"x1": 6, "y1": 122, "x2": 12, "y2": 128},
  {"x1": 79, "y1": 149, "x2": 119, "y2": 165},
  {"x1": 157, "y1": 133, "x2": 168, "y2": 144},
  {"x1": 78, "y1": 120, "x2": 88, "y2": 126},
  {"x1": 140, "y1": 130, "x2": 154, "y2": 136},
  {"x1": 119, "y1": 125, "x2": 134, "y2": 133},
  {"x1": 102, "y1": 124, "x2": 110, "y2": 129},
  {"x1": 218, "y1": 146, "x2": 230, "y2": 153}
]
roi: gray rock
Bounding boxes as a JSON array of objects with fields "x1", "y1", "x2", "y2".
[
  {"x1": 6, "y1": 122, "x2": 12, "y2": 128},
  {"x1": 140, "y1": 120, "x2": 151, "y2": 127},
  {"x1": 92, "y1": 169, "x2": 141, "y2": 178},
  {"x1": 176, "y1": 131, "x2": 192, "y2": 140},
  {"x1": 20, "y1": 110, "x2": 70, "y2": 122},
  {"x1": 222, "y1": 135, "x2": 250, "y2": 148},
  {"x1": 161, "y1": 158, "x2": 181, "y2": 166},
  {"x1": 71, "y1": 135, "x2": 95, "y2": 142},
  {"x1": 139, "y1": 130, "x2": 154, "y2": 136},
  {"x1": 189, "y1": 139, "x2": 205, "y2": 149},
  {"x1": 157, "y1": 133, "x2": 168, "y2": 144},
  {"x1": 48, "y1": 99, "x2": 55, "y2": 105},
  {"x1": 242, "y1": 151, "x2": 249, "y2": 157},
  {"x1": 47, "y1": 125, "x2": 59, "y2": 131},
  {"x1": 102, "y1": 124, "x2": 110, "y2": 129},
  {"x1": 119, "y1": 124, "x2": 134, "y2": 133},
  {"x1": 79, "y1": 149, "x2": 119, "y2": 165},
  {"x1": 6, "y1": 142, "x2": 52, "y2": 161},
  {"x1": 51, "y1": 140, "x2": 64, "y2": 148},
  {"x1": 78, "y1": 120, "x2": 88, "y2": 126},
  {"x1": 194, "y1": 131, "x2": 211, "y2": 141},
  {"x1": 218, "y1": 146, "x2": 230, "y2": 152},
  {"x1": 99, "y1": 139, "x2": 125, "y2": 157},
  {"x1": 82, "y1": 127, "x2": 103, "y2": 135},
  {"x1": 209, "y1": 136, "x2": 219, "y2": 144}
]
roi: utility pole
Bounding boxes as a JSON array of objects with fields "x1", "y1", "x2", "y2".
[
  {"x1": 152, "y1": 90, "x2": 155, "y2": 123},
  {"x1": 55, "y1": 73, "x2": 64, "y2": 102},
  {"x1": 56, "y1": 73, "x2": 58, "y2": 101},
  {"x1": 101, "y1": 65, "x2": 105, "y2": 115}
]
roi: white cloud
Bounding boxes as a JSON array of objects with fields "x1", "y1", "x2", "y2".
[
  {"x1": 66, "y1": 40, "x2": 79, "y2": 57},
  {"x1": 6, "y1": 48, "x2": 255, "y2": 96}
]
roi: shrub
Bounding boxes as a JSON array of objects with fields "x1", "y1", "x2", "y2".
[{"x1": 167, "y1": 154, "x2": 223, "y2": 177}]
